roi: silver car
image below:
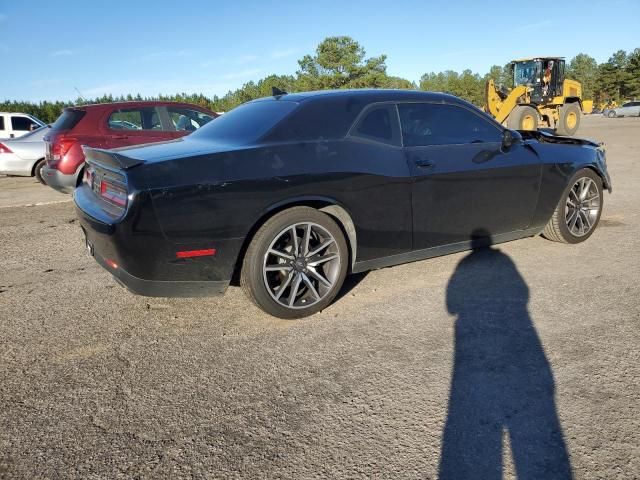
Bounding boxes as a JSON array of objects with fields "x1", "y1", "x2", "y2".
[
  {"x1": 0, "y1": 126, "x2": 48, "y2": 183},
  {"x1": 607, "y1": 101, "x2": 640, "y2": 118}
]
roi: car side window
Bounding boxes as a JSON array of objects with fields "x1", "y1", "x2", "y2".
[
  {"x1": 108, "y1": 108, "x2": 162, "y2": 131},
  {"x1": 11, "y1": 116, "x2": 37, "y2": 132},
  {"x1": 0, "y1": 116, "x2": 4, "y2": 130},
  {"x1": 351, "y1": 104, "x2": 400, "y2": 146},
  {"x1": 167, "y1": 107, "x2": 214, "y2": 132},
  {"x1": 398, "y1": 103, "x2": 502, "y2": 147}
]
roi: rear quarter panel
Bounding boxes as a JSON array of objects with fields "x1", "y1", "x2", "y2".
[{"x1": 142, "y1": 138, "x2": 414, "y2": 264}]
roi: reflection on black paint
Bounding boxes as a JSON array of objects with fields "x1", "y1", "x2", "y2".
[{"x1": 439, "y1": 229, "x2": 572, "y2": 480}]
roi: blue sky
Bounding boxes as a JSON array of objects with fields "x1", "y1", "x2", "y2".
[{"x1": 1, "y1": 0, "x2": 638, "y2": 102}]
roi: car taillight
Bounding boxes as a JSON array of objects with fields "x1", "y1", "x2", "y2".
[
  {"x1": 47, "y1": 135, "x2": 76, "y2": 162},
  {"x1": 99, "y1": 177, "x2": 128, "y2": 207},
  {"x1": 85, "y1": 163, "x2": 128, "y2": 211},
  {"x1": 0, "y1": 143, "x2": 12, "y2": 154}
]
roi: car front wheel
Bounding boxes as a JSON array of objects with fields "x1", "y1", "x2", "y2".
[
  {"x1": 241, "y1": 207, "x2": 349, "y2": 319},
  {"x1": 542, "y1": 169, "x2": 603, "y2": 243}
]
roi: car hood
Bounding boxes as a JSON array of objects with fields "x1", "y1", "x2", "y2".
[{"x1": 519, "y1": 130, "x2": 601, "y2": 148}]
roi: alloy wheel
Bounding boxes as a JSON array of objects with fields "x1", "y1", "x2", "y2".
[
  {"x1": 565, "y1": 177, "x2": 600, "y2": 237},
  {"x1": 263, "y1": 222, "x2": 341, "y2": 310}
]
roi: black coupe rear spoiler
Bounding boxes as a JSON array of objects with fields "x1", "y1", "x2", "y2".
[{"x1": 82, "y1": 146, "x2": 144, "y2": 170}]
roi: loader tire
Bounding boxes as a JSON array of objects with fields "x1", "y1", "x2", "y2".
[
  {"x1": 556, "y1": 103, "x2": 581, "y2": 136},
  {"x1": 507, "y1": 106, "x2": 538, "y2": 131}
]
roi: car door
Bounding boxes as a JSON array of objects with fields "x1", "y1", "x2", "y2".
[
  {"x1": 9, "y1": 115, "x2": 40, "y2": 139},
  {"x1": 0, "y1": 115, "x2": 6, "y2": 138},
  {"x1": 398, "y1": 102, "x2": 542, "y2": 250},
  {"x1": 104, "y1": 107, "x2": 170, "y2": 148}
]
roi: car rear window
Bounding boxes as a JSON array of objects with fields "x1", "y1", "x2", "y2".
[
  {"x1": 191, "y1": 100, "x2": 298, "y2": 144},
  {"x1": 51, "y1": 109, "x2": 86, "y2": 131}
]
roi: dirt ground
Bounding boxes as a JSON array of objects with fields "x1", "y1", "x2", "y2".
[{"x1": 0, "y1": 115, "x2": 638, "y2": 479}]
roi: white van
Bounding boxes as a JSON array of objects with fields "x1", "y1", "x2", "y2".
[{"x1": 0, "y1": 112, "x2": 46, "y2": 139}]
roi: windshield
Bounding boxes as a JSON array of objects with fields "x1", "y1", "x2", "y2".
[
  {"x1": 513, "y1": 61, "x2": 541, "y2": 86},
  {"x1": 190, "y1": 100, "x2": 298, "y2": 144},
  {"x1": 28, "y1": 115, "x2": 46, "y2": 127}
]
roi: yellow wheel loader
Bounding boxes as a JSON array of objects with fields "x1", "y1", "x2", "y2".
[{"x1": 485, "y1": 57, "x2": 586, "y2": 136}]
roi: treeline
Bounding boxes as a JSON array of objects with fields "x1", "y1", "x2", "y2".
[{"x1": 2, "y1": 37, "x2": 639, "y2": 124}]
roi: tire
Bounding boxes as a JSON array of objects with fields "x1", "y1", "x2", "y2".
[
  {"x1": 33, "y1": 158, "x2": 46, "y2": 185},
  {"x1": 542, "y1": 169, "x2": 603, "y2": 244},
  {"x1": 507, "y1": 105, "x2": 539, "y2": 131},
  {"x1": 241, "y1": 207, "x2": 349, "y2": 319},
  {"x1": 607, "y1": 110, "x2": 616, "y2": 118},
  {"x1": 75, "y1": 166, "x2": 85, "y2": 187},
  {"x1": 556, "y1": 103, "x2": 581, "y2": 136}
]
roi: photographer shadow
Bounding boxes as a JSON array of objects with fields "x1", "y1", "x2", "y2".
[{"x1": 439, "y1": 229, "x2": 572, "y2": 480}]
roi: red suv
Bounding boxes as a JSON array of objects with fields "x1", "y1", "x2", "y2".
[{"x1": 42, "y1": 101, "x2": 218, "y2": 193}]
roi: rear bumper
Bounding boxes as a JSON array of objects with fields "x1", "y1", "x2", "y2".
[
  {"x1": 74, "y1": 184, "x2": 238, "y2": 298},
  {"x1": 91, "y1": 246, "x2": 228, "y2": 297},
  {"x1": 42, "y1": 166, "x2": 77, "y2": 193}
]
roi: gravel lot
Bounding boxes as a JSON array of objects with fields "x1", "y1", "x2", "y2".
[{"x1": 1, "y1": 115, "x2": 638, "y2": 479}]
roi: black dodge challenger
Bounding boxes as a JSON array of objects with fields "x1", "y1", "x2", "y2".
[{"x1": 74, "y1": 89, "x2": 611, "y2": 318}]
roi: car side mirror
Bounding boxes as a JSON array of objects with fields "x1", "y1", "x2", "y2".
[{"x1": 502, "y1": 129, "x2": 515, "y2": 149}]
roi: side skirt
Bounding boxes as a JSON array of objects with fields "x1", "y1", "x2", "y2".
[{"x1": 351, "y1": 227, "x2": 542, "y2": 274}]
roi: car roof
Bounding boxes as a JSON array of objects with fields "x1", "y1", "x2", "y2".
[
  {"x1": 252, "y1": 88, "x2": 465, "y2": 105},
  {"x1": 512, "y1": 57, "x2": 565, "y2": 62},
  {"x1": 64, "y1": 101, "x2": 215, "y2": 112}
]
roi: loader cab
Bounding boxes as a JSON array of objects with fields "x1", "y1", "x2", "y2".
[{"x1": 512, "y1": 57, "x2": 565, "y2": 104}]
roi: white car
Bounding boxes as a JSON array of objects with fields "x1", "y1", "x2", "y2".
[
  {"x1": 0, "y1": 112, "x2": 46, "y2": 139},
  {"x1": 607, "y1": 101, "x2": 640, "y2": 118},
  {"x1": 0, "y1": 126, "x2": 48, "y2": 183}
]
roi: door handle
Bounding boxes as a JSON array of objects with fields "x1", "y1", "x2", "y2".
[
  {"x1": 415, "y1": 158, "x2": 434, "y2": 168},
  {"x1": 112, "y1": 135, "x2": 129, "y2": 140}
]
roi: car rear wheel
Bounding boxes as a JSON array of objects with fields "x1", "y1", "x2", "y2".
[
  {"x1": 542, "y1": 169, "x2": 603, "y2": 244},
  {"x1": 33, "y1": 159, "x2": 46, "y2": 185},
  {"x1": 556, "y1": 103, "x2": 581, "y2": 136},
  {"x1": 241, "y1": 207, "x2": 349, "y2": 319},
  {"x1": 607, "y1": 110, "x2": 617, "y2": 118}
]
